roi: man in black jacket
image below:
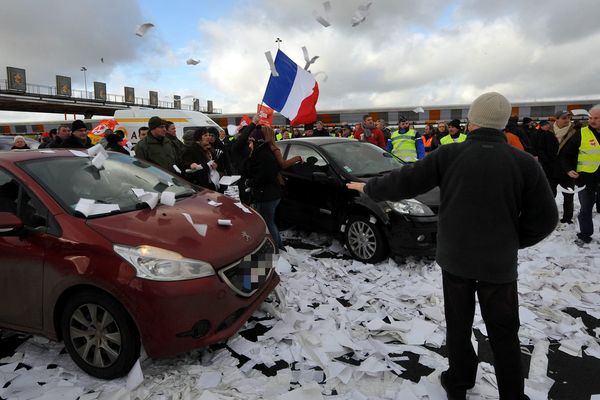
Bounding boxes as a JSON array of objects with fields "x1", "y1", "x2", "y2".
[
  {"x1": 59, "y1": 120, "x2": 92, "y2": 149},
  {"x1": 347, "y1": 92, "x2": 557, "y2": 400},
  {"x1": 559, "y1": 105, "x2": 600, "y2": 244}
]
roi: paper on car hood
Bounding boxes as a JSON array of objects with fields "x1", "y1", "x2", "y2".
[{"x1": 85, "y1": 192, "x2": 269, "y2": 269}]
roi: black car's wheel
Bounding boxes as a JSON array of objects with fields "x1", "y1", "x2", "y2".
[
  {"x1": 345, "y1": 215, "x2": 388, "y2": 263},
  {"x1": 60, "y1": 291, "x2": 140, "y2": 379}
]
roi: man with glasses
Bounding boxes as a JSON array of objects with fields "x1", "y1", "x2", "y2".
[
  {"x1": 134, "y1": 116, "x2": 179, "y2": 173},
  {"x1": 59, "y1": 120, "x2": 92, "y2": 149}
]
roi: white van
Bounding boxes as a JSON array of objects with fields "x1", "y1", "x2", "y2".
[
  {"x1": 114, "y1": 108, "x2": 222, "y2": 144},
  {"x1": 0, "y1": 108, "x2": 221, "y2": 144}
]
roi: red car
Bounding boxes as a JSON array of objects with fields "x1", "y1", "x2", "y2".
[{"x1": 0, "y1": 150, "x2": 279, "y2": 379}]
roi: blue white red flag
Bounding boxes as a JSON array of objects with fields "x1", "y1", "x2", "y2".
[{"x1": 262, "y1": 50, "x2": 319, "y2": 126}]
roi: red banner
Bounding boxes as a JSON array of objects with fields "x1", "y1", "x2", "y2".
[{"x1": 257, "y1": 104, "x2": 274, "y2": 127}]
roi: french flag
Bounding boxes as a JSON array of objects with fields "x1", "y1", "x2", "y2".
[{"x1": 262, "y1": 50, "x2": 319, "y2": 126}]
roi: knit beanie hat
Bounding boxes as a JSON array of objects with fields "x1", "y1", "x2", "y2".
[
  {"x1": 467, "y1": 92, "x2": 511, "y2": 130},
  {"x1": 148, "y1": 116, "x2": 165, "y2": 131},
  {"x1": 71, "y1": 119, "x2": 87, "y2": 132},
  {"x1": 448, "y1": 119, "x2": 461, "y2": 130}
]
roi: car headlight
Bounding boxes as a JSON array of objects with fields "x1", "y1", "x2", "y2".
[
  {"x1": 388, "y1": 199, "x2": 434, "y2": 216},
  {"x1": 113, "y1": 244, "x2": 215, "y2": 281}
]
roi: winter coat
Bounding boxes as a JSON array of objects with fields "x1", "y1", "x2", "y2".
[
  {"x1": 243, "y1": 141, "x2": 281, "y2": 203},
  {"x1": 230, "y1": 122, "x2": 256, "y2": 174},
  {"x1": 59, "y1": 135, "x2": 92, "y2": 149},
  {"x1": 353, "y1": 125, "x2": 386, "y2": 149},
  {"x1": 134, "y1": 133, "x2": 178, "y2": 173},
  {"x1": 180, "y1": 143, "x2": 214, "y2": 190},
  {"x1": 364, "y1": 127, "x2": 558, "y2": 284},
  {"x1": 535, "y1": 130, "x2": 560, "y2": 180},
  {"x1": 164, "y1": 134, "x2": 186, "y2": 166},
  {"x1": 559, "y1": 125, "x2": 600, "y2": 186}
]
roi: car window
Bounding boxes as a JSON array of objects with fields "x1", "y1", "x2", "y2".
[
  {"x1": 284, "y1": 144, "x2": 330, "y2": 178},
  {"x1": 321, "y1": 141, "x2": 404, "y2": 177},
  {"x1": 19, "y1": 153, "x2": 197, "y2": 218},
  {"x1": 0, "y1": 168, "x2": 49, "y2": 230},
  {"x1": 0, "y1": 169, "x2": 19, "y2": 214},
  {"x1": 286, "y1": 144, "x2": 327, "y2": 166}
]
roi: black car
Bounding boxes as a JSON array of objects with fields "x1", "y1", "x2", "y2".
[
  {"x1": 0, "y1": 135, "x2": 40, "y2": 151},
  {"x1": 275, "y1": 137, "x2": 439, "y2": 263}
]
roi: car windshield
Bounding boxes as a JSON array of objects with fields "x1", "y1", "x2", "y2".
[
  {"x1": 19, "y1": 153, "x2": 196, "y2": 218},
  {"x1": 321, "y1": 141, "x2": 404, "y2": 177}
]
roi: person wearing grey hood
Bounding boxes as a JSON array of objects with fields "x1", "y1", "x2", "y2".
[{"x1": 347, "y1": 92, "x2": 557, "y2": 400}]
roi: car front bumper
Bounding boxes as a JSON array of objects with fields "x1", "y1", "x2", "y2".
[
  {"x1": 128, "y1": 266, "x2": 279, "y2": 359},
  {"x1": 384, "y1": 214, "x2": 437, "y2": 257}
]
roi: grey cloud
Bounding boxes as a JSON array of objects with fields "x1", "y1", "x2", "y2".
[
  {"x1": 0, "y1": 0, "x2": 145, "y2": 90},
  {"x1": 457, "y1": 0, "x2": 600, "y2": 44}
]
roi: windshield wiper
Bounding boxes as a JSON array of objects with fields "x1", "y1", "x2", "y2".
[{"x1": 356, "y1": 171, "x2": 390, "y2": 178}]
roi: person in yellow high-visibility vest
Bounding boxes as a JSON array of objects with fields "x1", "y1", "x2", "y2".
[
  {"x1": 440, "y1": 119, "x2": 467, "y2": 145},
  {"x1": 387, "y1": 117, "x2": 424, "y2": 162},
  {"x1": 560, "y1": 104, "x2": 600, "y2": 244}
]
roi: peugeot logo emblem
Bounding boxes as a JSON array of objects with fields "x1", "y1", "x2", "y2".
[{"x1": 241, "y1": 231, "x2": 251, "y2": 242}]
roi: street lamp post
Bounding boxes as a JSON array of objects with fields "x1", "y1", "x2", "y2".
[{"x1": 80, "y1": 67, "x2": 88, "y2": 99}]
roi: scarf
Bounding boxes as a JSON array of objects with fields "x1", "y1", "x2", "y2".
[
  {"x1": 554, "y1": 122, "x2": 572, "y2": 147},
  {"x1": 361, "y1": 123, "x2": 372, "y2": 138}
]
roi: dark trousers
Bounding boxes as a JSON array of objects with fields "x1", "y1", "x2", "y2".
[
  {"x1": 442, "y1": 270, "x2": 525, "y2": 400},
  {"x1": 551, "y1": 180, "x2": 574, "y2": 221},
  {"x1": 578, "y1": 184, "x2": 598, "y2": 238}
]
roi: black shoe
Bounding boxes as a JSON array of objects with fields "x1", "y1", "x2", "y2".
[
  {"x1": 560, "y1": 218, "x2": 573, "y2": 224},
  {"x1": 440, "y1": 371, "x2": 467, "y2": 400},
  {"x1": 576, "y1": 233, "x2": 592, "y2": 244}
]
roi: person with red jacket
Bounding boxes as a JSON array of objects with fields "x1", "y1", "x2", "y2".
[{"x1": 353, "y1": 114, "x2": 386, "y2": 149}]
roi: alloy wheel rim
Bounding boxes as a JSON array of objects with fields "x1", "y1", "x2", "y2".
[
  {"x1": 348, "y1": 220, "x2": 377, "y2": 260},
  {"x1": 69, "y1": 303, "x2": 122, "y2": 368}
]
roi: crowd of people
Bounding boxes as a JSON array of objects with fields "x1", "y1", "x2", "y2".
[
  {"x1": 10, "y1": 103, "x2": 600, "y2": 249},
  {"x1": 4, "y1": 95, "x2": 600, "y2": 400}
]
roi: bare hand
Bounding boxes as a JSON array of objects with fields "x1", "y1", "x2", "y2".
[
  {"x1": 346, "y1": 182, "x2": 366, "y2": 193},
  {"x1": 252, "y1": 114, "x2": 260, "y2": 124},
  {"x1": 190, "y1": 163, "x2": 199, "y2": 169},
  {"x1": 567, "y1": 170, "x2": 579, "y2": 179}
]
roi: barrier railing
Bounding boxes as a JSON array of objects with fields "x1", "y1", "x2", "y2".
[{"x1": 0, "y1": 79, "x2": 221, "y2": 113}]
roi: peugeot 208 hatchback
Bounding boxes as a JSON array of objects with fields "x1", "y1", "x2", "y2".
[{"x1": 0, "y1": 150, "x2": 278, "y2": 379}]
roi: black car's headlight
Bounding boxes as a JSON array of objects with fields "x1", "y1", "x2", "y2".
[
  {"x1": 113, "y1": 244, "x2": 215, "y2": 281},
  {"x1": 387, "y1": 199, "x2": 434, "y2": 216}
]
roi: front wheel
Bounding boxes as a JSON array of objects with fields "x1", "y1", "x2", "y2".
[
  {"x1": 60, "y1": 291, "x2": 140, "y2": 379},
  {"x1": 345, "y1": 215, "x2": 388, "y2": 263}
]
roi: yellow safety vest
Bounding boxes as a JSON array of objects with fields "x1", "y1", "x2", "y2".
[
  {"x1": 576, "y1": 126, "x2": 600, "y2": 173},
  {"x1": 440, "y1": 133, "x2": 467, "y2": 145},
  {"x1": 390, "y1": 129, "x2": 418, "y2": 162},
  {"x1": 276, "y1": 133, "x2": 283, "y2": 141}
]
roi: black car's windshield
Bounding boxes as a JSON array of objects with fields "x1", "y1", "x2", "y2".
[
  {"x1": 321, "y1": 141, "x2": 404, "y2": 177},
  {"x1": 19, "y1": 153, "x2": 196, "y2": 217}
]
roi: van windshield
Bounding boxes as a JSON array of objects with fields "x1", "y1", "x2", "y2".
[{"x1": 19, "y1": 153, "x2": 197, "y2": 218}]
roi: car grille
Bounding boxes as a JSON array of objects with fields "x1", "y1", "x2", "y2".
[{"x1": 218, "y1": 238, "x2": 276, "y2": 297}]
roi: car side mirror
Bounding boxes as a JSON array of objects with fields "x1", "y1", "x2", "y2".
[{"x1": 0, "y1": 212, "x2": 24, "y2": 235}]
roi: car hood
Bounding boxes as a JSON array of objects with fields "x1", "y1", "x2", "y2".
[{"x1": 86, "y1": 191, "x2": 268, "y2": 269}]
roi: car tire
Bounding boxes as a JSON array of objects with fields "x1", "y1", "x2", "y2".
[
  {"x1": 345, "y1": 215, "x2": 388, "y2": 263},
  {"x1": 60, "y1": 291, "x2": 140, "y2": 379}
]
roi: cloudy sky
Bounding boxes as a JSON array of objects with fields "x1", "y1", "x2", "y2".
[{"x1": 1, "y1": 0, "x2": 600, "y2": 122}]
